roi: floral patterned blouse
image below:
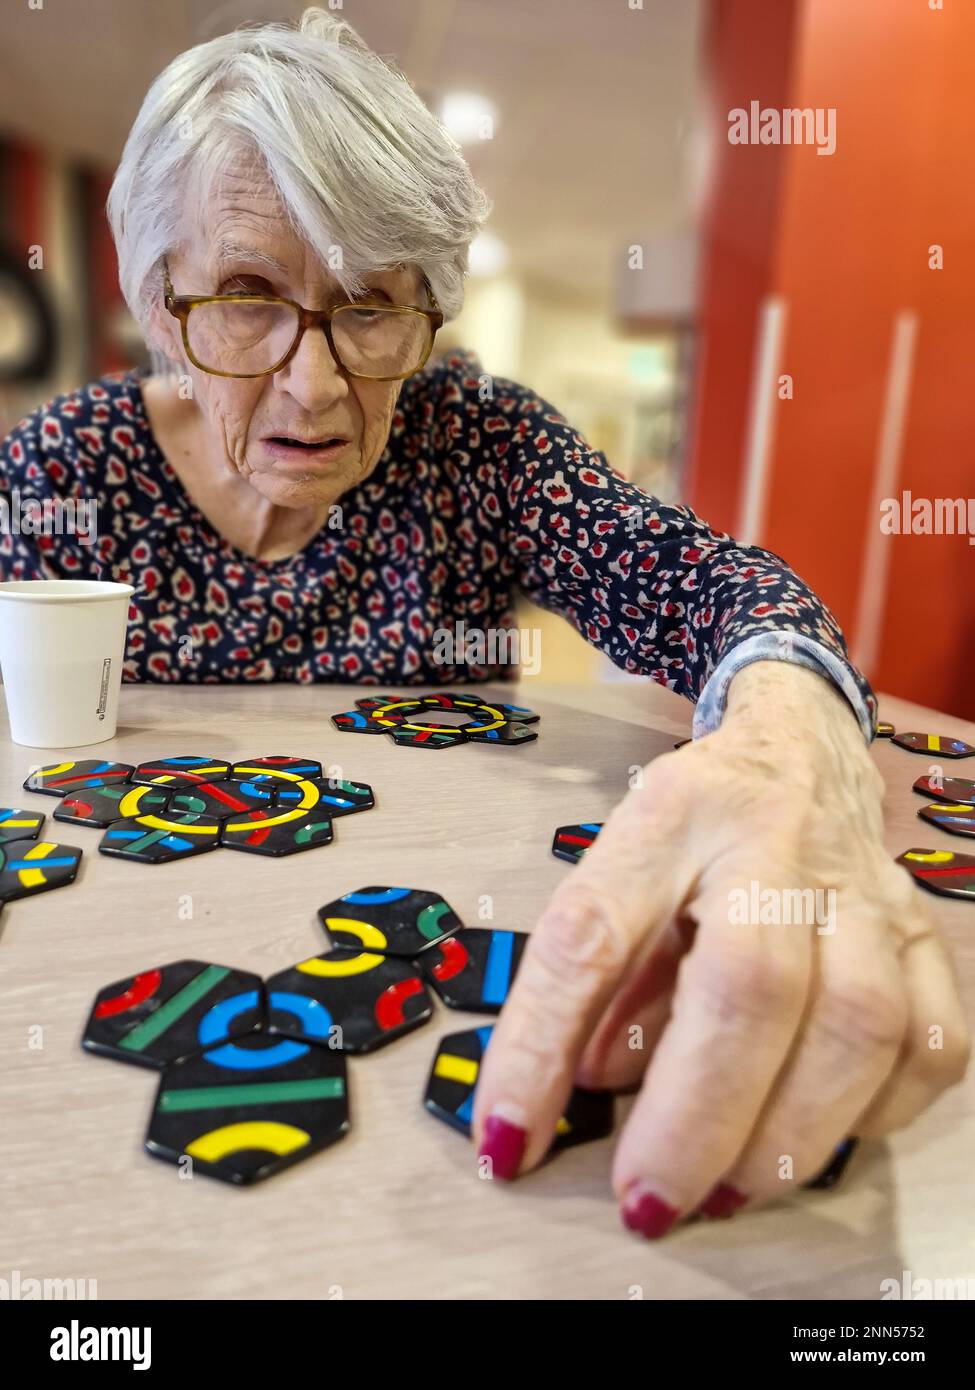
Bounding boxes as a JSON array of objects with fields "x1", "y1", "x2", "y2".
[{"x1": 0, "y1": 348, "x2": 876, "y2": 740}]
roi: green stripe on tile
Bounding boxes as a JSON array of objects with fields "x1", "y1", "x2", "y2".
[
  {"x1": 119, "y1": 965, "x2": 230, "y2": 1052},
  {"x1": 158, "y1": 1077, "x2": 345, "y2": 1112}
]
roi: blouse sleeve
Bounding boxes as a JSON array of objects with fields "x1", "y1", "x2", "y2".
[{"x1": 456, "y1": 365, "x2": 878, "y2": 741}]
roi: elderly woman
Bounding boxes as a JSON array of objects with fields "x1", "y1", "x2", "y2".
[{"x1": 0, "y1": 9, "x2": 967, "y2": 1238}]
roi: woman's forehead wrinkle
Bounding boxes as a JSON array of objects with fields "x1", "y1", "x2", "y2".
[
  {"x1": 194, "y1": 166, "x2": 422, "y2": 300},
  {"x1": 204, "y1": 159, "x2": 292, "y2": 251},
  {"x1": 210, "y1": 237, "x2": 291, "y2": 275},
  {"x1": 203, "y1": 191, "x2": 300, "y2": 273},
  {"x1": 200, "y1": 223, "x2": 346, "y2": 302}
]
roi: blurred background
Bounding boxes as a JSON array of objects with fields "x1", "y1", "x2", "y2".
[{"x1": 0, "y1": 0, "x2": 972, "y2": 714}]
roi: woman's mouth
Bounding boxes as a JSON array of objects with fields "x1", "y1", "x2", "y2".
[{"x1": 263, "y1": 435, "x2": 351, "y2": 463}]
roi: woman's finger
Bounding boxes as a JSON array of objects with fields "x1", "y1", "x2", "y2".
[
  {"x1": 856, "y1": 920, "x2": 970, "y2": 1136},
  {"x1": 576, "y1": 915, "x2": 692, "y2": 1091},
  {"x1": 701, "y1": 895, "x2": 909, "y2": 1210},
  {"x1": 471, "y1": 786, "x2": 688, "y2": 1178},
  {"x1": 609, "y1": 863, "x2": 813, "y2": 1238}
]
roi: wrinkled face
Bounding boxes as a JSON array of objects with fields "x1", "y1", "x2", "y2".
[{"x1": 155, "y1": 155, "x2": 428, "y2": 509}]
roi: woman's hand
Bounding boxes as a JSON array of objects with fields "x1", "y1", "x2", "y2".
[{"x1": 472, "y1": 661, "x2": 970, "y2": 1237}]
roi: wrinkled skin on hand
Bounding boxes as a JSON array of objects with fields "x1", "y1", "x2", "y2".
[{"x1": 473, "y1": 663, "x2": 970, "y2": 1237}]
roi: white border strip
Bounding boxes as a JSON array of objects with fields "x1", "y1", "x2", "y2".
[
  {"x1": 737, "y1": 295, "x2": 787, "y2": 545},
  {"x1": 852, "y1": 310, "x2": 919, "y2": 674}
]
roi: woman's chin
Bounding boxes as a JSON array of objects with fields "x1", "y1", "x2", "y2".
[{"x1": 246, "y1": 461, "x2": 357, "y2": 510}]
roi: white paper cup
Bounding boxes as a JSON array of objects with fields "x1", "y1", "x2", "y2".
[{"x1": 0, "y1": 580, "x2": 134, "y2": 747}]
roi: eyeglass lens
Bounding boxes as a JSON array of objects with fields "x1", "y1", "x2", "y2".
[{"x1": 186, "y1": 300, "x2": 432, "y2": 377}]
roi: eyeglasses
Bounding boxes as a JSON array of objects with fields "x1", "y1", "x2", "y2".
[{"x1": 162, "y1": 261, "x2": 444, "y2": 381}]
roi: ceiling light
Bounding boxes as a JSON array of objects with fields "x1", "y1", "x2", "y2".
[
  {"x1": 467, "y1": 233, "x2": 510, "y2": 277},
  {"x1": 440, "y1": 92, "x2": 498, "y2": 144}
]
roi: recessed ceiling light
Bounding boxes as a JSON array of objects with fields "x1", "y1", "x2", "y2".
[
  {"x1": 440, "y1": 92, "x2": 498, "y2": 144},
  {"x1": 467, "y1": 233, "x2": 510, "y2": 277}
]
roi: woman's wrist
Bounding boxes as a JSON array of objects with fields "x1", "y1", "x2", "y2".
[{"x1": 722, "y1": 660, "x2": 873, "y2": 770}]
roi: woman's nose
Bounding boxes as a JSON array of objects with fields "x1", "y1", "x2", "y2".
[{"x1": 274, "y1": 324, "x2": 347, "y2": 408}]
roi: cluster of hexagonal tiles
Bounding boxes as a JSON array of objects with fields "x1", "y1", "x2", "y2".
[
  {"x1": 81, "y1": 885, "x2": 615, "y2": 1185},
  {"x1": 23, "y1": 756, "x2": 374, "y2": 862},
  {"x1": 331, "y1": 692, "x2": 540, "y2": 748}
]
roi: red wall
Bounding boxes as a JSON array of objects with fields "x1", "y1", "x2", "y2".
[
  {"x1": 0, "y1": 138, "x2": 125, "y2": 384},
  {"x1": 1, "y1": 139, "x2": 45, "y2": 256},
  {"x1": 84, "y1": 166, "x2": 129, "y2": 378},
  {"x1": 688, "y1": 0, "x2": 975, "y2": 718},
  {"x1": 686, "y1": 0, "x2": 798, "y2": 525}
]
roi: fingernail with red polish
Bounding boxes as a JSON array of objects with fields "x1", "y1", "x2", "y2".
[
  {"x1": 698, "y1": 1184, "x2": 748, "y2": 1219},
  {"x1": 479, "y1": 1113, "x2": 527, "y2": 1181},
  {"x1": 621, "y1": 1181, "x2": 679, "y2": 1239}
]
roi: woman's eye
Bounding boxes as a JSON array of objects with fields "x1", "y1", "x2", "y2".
[{"x1": 221, "y1": 277, "x2": 271, "y2": 295}]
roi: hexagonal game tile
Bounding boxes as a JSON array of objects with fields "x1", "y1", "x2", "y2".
[
  {"x1": 552, "y1": 823, "x2": 603, "y2": 865},
  {"x1": 390, "y1": 726, "x2": 468, "y2": 750},
  {"x1": 804, "y1": 1137, "x2": 859, "y2": 1190},
  {"x1": 277, "y1": 777, "x2": 374, "y2": 817},
  {"x1": 0, "y1": 838, "x2": 82, "y2": 902},
  {"x1": 131, "y1": 757, "x2": 231, "y2": 787},
  {"x1": 891, "y1": 732, "x2": 975, "y2": 759},
  {"x1": 897, "y1": 847, "x2": 975, "y2": 901},
  {"x1": 917, "y1": 802, "x2": 975, "y2": 838},
  {"x1": 24, "y1": 760, "x2": 133, "y2": 797},
  {"x1": 230, "y1": 763, "x2": 322, "y2": 798},
  {"x1": 913, "y1": 774, "x2": 975, "y2": 804},
  {"x1": 167, "y1": 780, "x2": 274, "y2": 819},
  {"x1": 0, "y1": 808, "x2": 46, "y2": 844},
  {"x1": 224, "y1": 777, "x2": 277, "y2": 806},
  {"x1": 266, "y1": 948, "x2": 432, "y2": 1053},
  {"x1": 420, "y1": 929, "x2": 527, "y2": 1013},
  {"x1": 219, "y1": 807, "x2": 333, "y2": 856},
  {"x1": 145, "y1": 1033, "x2": 349, "y2": 1185},
  {"x1": 54, "y1": 783, "x2": 170, "y2": 828},
  {"x1": 424, "y1": 1026, "x2": 613, "y2": 1153},
  {"x1": 318, "y1": 886, "x2": 462, "y2": 959},
  {"x1": 463, "y1": 722, "x2": 537, "y2": 746},
  {"x1": 82, "y1": 961, "x2": 264, "y2": 1069},
  {"x1": 231, "y1": 756, "x2": 323, "y2": 781},
  {"x1": 99, "y1": 812, "x2": 222, "y2": 863}
]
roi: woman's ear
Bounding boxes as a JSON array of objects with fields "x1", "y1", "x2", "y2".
[
  {"x1": 144, "y1": 294, "x2": 184, "y2": 369},
  {"x1": 141, "y1": 259, "x2": 187, "y2": 368}
]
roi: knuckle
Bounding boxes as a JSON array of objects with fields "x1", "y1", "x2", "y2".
[
  {"x1": 639, "y1": 749, "x2": 683, "y2": 793},
  {"x1": 493, "y1": 1003, "x2": 567, "y2": 1084},
  {"x1": 879, "y1": 861, "x2": 931, "y2": 920},
  {"x1": 690, "y1": 935, "x2": 807, "y2": 1023},
  {"x1": 624, "y1": 758, "x2": 689, "y2": 826},
  {"x1": 596, "y1": 803, "x2": 662, "y2": 872},
  {"x1": 888, "y1": 877, "x2": 924, "y2": 921},
  {"x1": 815, "y1": 973, "x2": 909, "y2": 1055},
  {"x1": 528, "y1": 887, "x2": 629, "y2": 987}
]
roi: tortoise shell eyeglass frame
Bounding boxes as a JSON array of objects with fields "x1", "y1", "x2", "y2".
[{"x1": 161, "y1": 259, "x2": 444, "y2": 382}]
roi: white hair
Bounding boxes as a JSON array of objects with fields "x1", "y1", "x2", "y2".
[{"x1": 107, "y1": 6, "x2": 491, "y2": 373}]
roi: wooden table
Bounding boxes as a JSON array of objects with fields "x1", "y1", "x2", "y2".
[{"x1": 1, "y1": 682, "x2": 972, "y2": 1300}]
